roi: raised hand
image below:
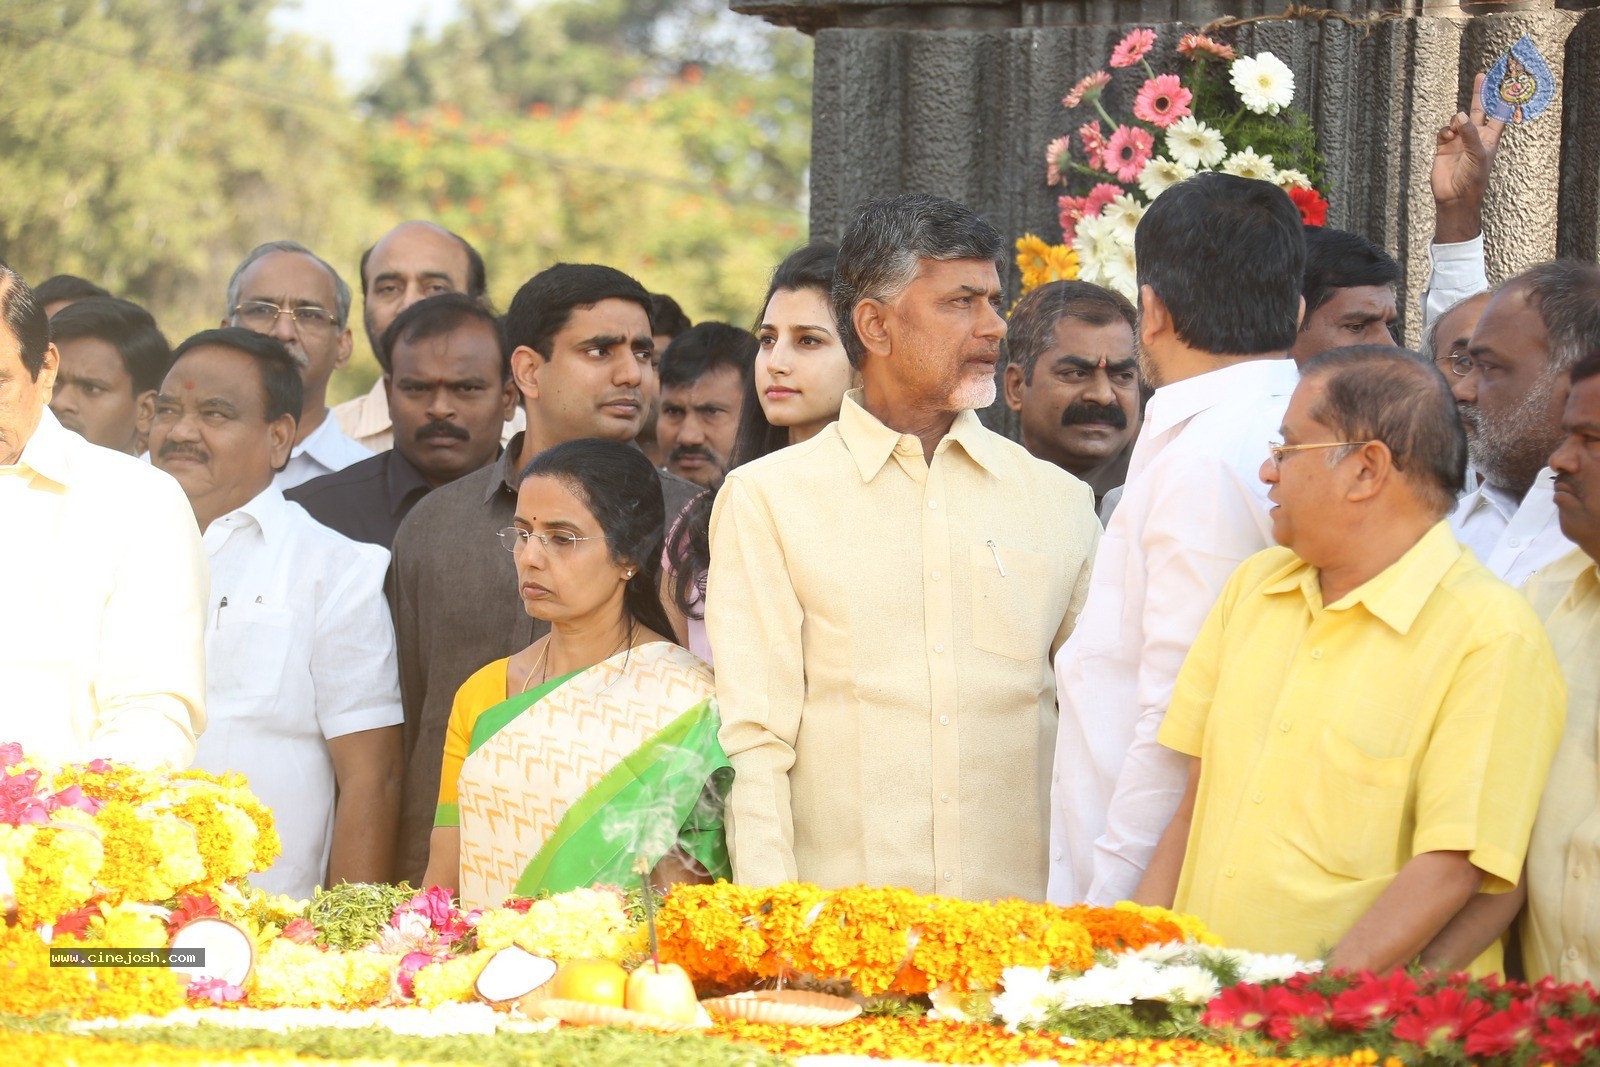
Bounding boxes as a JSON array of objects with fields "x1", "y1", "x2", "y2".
[{"x1": 1431, "y1": 72, "x2": 1507, "y2": 243}]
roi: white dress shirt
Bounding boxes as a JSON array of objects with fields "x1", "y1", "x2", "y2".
[
  {"x1": 193, "y1": 487, "x2": 402, "y2": 899},
  {"x1": 0, "y1": 409, "x2": 207, "y2": 767},
  {"x1": 1450, "y1": 467, "x2": 1573, "y2": 588},
  {"x1": 274, "y1": 412, "x2": 373, "y2": 490},
  {"x1": 1420, "y1": 235, "x2": 1489, "y2": 331},
  {"x1": 1049, "y1": 357, "x2": 1299, "y2": 906}
]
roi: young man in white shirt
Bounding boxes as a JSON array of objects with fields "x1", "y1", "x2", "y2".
[
  {"x1": 0, "y1": 263, "x2": 207, "y2": 768},
  {"x1": 1448, "y1": 262, "x2": 1600, "y2": 586},
  {"x1": 222, "y1": 241, "x2": 371, "y2": 489},
  {"x1": 1048, "y1": 173, "x2": 1305, "y2": 907},
  {"x1": 150, "y1": 327, "x2": 403, "y2": 899}
]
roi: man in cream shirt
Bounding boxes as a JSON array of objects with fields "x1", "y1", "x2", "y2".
[
  {"x1": 0, "y1": 263, "x2": 206, "y2": 767},
  {"x1": 1048, "y1": 174, "x2": 1305, "y2": 907}
]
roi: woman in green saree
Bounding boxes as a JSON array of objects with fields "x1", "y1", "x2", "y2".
[{"x1": 422, "y1": 439, "x2": 730, "y2": 909}]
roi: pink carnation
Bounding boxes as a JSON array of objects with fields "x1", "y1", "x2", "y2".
[
  {"x1": 1110, "y1": 28, "x2": 1157, "y2": 69},
  {"x1": 1078, "y1": 121, "x2": 1106, "y2": 170},
  {"x1": 1062, "y1": 71, "x2": 1111, "y2": 108},
  {"x1": 394, "y1": 885, "x2": 469, "y2": 943},
  {"x1": 1103, "y1": 125, "x2": 1156, "y2": 183},
  {"x1": 1177, "y1": 33, "x2": 1237, "y2": 61},
  {"x1": 1045, "y1": 136, "x2": 1072, "y2": 185},
  {"x1": 1133, "y1": 75, "x2": 1193, "y2": 128}
]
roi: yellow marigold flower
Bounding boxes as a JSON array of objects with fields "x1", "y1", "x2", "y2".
[
  {"x1": 411, "y1": 948, "x2": 494, "y2": 1008},
  {"x1": 16, "y1": 824, "x2": 101, "y2": 926},
  {"x1": 249, "y1": 940, "x2": 396, "y2": 1009},
  {"x1": 475, "y1": 887, "x2": 636, "y2": 964}
]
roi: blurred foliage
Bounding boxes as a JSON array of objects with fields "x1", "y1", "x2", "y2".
[{"x1": 0, "y1": 0, "x2": 812, "y2": 402}]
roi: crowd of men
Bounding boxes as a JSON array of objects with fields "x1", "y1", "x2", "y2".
[{"x1": 3, "y1": 84, "x2": 1600, "y2": 981}]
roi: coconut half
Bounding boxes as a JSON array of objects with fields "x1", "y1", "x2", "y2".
[
  {"x1": 170, "y1": 916, "x2": 255, "y2": 986},
  {"x1": 475, "y1": 945, "x2": 558, "y2": 1006}
]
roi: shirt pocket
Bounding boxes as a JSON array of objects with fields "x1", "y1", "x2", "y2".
[
  {"x1": 207, "y1": 601, "x2": 297, "y2": 713},
  {"x1": 1287, "y1": 729, "x2": 1410, "y2": 882},
  {"x1": 970, "y1": 543, "x2": 1058, "y2": 662}
]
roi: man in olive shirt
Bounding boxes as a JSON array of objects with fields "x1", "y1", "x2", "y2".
[
  {"x1": 391, "y1": 263, "x2": 698, "y2": 885},
  {"x1": 707, "y1": 195, "x2": 1101, "y2": 901}
]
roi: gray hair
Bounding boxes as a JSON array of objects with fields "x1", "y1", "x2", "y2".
[
  {"x1": 224, "y1": 240, "x2": 352, "y2": 327},
  {"x1": 1301, "y1": 345, "x2": 1467, "y2": 519},
  {"x1": 1515, "y1": 260, "x2": 1600, "y2": 375},
  {"x1": 1420, "y1": 289, "x2": 1488, "y2": 363},
  {"x1": 831, "y1": 193, "x2": 1005, "y2": 368}
]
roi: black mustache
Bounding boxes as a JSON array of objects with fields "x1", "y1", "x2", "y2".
[
  {"x1": 669, "y1": 445, "x2": 717, "y2": 463},
  {"x1": 414, "y1": 420, "x2": 471, "y2": 442},
  {"x1": 1060, "y1": 402, "x2": 1129, "y2": 429},
  {"x1": 158, "y1": 442, "x2": 208, "y2": 463}
]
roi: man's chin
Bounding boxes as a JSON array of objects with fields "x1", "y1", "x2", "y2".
[{"x1": 950, "y1": 378, "x2": 998, "y2": 412}]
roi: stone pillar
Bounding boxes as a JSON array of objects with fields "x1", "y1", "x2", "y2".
[{"x1": 735, "y1": 0, "x2": 1593, "y2": 357}]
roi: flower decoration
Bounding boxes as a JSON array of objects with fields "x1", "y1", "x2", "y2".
[
  {"x1": 1028, "y1": 30, "x2": 1328, "y2": 298},
  {"x1": 1133, "y1": 75, "x2": 1192, "y2": 128},
  {"x1": 187, "y1": 976, "x2": 246, "y2": 1004},
  {"x1": 1110, "y1": 28, "x2": 1156, "y2": 69}
]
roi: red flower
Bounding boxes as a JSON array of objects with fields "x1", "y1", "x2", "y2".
[
  {"x1": 1392, "y1": 988, "x2": 1492, "y2": 1048},
  {"x1": 1203, "y1": 983, "x2": 1273, "y2": 1031},
  {"x1": 502, "y1": 897, "x2": 537, "y2": 913},
  {"x1": 1289, "y1": 186, "x2": 1328, "y2": 226},
  {"x1": 166, "y1": 893, "x2": 221, "y2": 936},
  {"x1": 1330, "y1": 969, "x2": 1418, "y2": 1031},
  {"x1": 281, "y1": 917, "x2": 319, "y2": 944},
  {"x1": 51, "y1": 904, "x2": 101, "y2": 939},
  {"x1": 1464, "y1": 998, "x2": 1545, "y2": 1057},
  {"x1": 1536, "y1": 1015, "x2": 1600, "y2": 1065}
]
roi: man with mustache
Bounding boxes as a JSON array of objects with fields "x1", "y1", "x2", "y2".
[
  {"x1": 288, "y1": 294, "x2": 517, "y2": 549},
  {"x1": 149, "y1": 328, "x2": 403, "y2": 899},
  {"x1": 656, "y1": 322, "x2": 757, "y2": 489},
  {"x1": 1002, "y1": 280, "x2": 1141, "y2": 515},
  {"x1": 708, "y1": 194, "x2": 1101, "y2": 900},
  {"x1": 1448, "y1": 261, "x2": 1600, "y2": 586},
  {"x1": 388, "y1": 263, "x2": 698, "y2": 884},
  {"x1": 223, "y1": 241, "x2": 370, "y2": 489}
]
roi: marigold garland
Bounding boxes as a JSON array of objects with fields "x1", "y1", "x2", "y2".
[{"x1": 655, "y1": 883, "x2": 1209, "y2": 996}]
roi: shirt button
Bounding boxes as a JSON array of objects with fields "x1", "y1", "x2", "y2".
[
  {"x1": 929, "y1": 500, "x2": 939, "y2": 510},
  {"x1": 1509, "y1": 538, "x2": 1522, "y2": 548},
  {"x1": 934, "y1": 643, "x2": 945, "y2": 653},
  {"x1": 1052, "y1": 850, "x2": 1062, "y2": 861},
  {"x1": 1569, "y1": 947, "x2": 1581, "y2": 961},
  {"x1": 1252, "y1": 792, "x2": 1264, "y2": 804},
  {"x1": 943, "y1": 871, "x2": 953, "y2": 882},
  {"x1": 1225, "y1": 865, "x2": 1236, "y2": 878},
  {"x1": 939, "y1": 715, "x2": 950, "y2": 726},
  {"x1": 1310, "y1": 648, "x2": 1324, "y2": 660},
  {"x1": 1279, "y1": 721, "x2": 1292, "y2": 732},
  {"x1": 931, "y1": 570, "x2": 942, "y2": 581},
  {"x1": 1575, "y1": 867, "x2": 1586, "y2": 880},
  {"x1": 940, "y1": 793, "x2": 951, "y2": 803}
]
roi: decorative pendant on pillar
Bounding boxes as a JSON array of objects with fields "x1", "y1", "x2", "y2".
[{"x1": 1482, "y1": 34, "x2": 1556, "y2": 126}]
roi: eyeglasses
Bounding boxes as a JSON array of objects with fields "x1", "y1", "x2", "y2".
[
  {"x1": 496, "y1": 526, "x2": 603, "y2": 553},
  {"x1": 1266, "y1": 440, "x2": 1378, "y2": 469},
  {"x1": 231, "y1": 301, "x2": 339, "y2": 332},
  {"x1": 1436, "y1": 354, "x2": 1475, "y2": 377}
]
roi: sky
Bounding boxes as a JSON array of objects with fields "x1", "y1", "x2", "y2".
[{"x1": 271, "y1": 0, "x2": 464, "y2": 90}]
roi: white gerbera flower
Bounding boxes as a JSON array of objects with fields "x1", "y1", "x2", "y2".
[
  {"x1": 1222, "y1": 148, "x2": 1276, "y2": 182},
  {"x1": 1164, "y1": 116, "x2": 1227, "y2": 170},
  {"x1": 1231, "y1": 52, "x2": 1295, "y2": 115},
  {"x1": 1151, "y1": 964, "x2": 1222, "y2": 1005},
  {"x1": 1273, "y1": 168, "x2": 1312, "y2": 190},
  {"x1": 1071, "y1": 212, "x2": 1121, "y2": 283},
  {"x1": 1102, "y1": 193, "x2": 1146, "y2": 239},
  {"x1": 1102, "y1": 237, "x2": 1138, "y2": 302},
  {"x1": 1137, "y1": 157, "x2": 1195, "y2": 200}
]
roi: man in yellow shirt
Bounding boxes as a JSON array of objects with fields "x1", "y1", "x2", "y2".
[
  {"x1": 1135, "y1": 345, "x2": 1563, "y2": 975},
  {"x1": 1521, "y1": 353, "x2": 1600, "y2": 981},
  {"x1": 706, "y1": 194, "x2": 1101, "y2": 901}
]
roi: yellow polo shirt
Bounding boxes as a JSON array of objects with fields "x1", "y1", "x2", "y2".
[
  {"x1": 1521, "y1": 548, "x2": 1600, "y2": 982},
  {"x1": 1160, "y1": 522, "x2": 1564, "y2": 973}
]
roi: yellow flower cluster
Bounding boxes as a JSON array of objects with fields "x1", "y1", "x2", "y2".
[
  {"x1": 656, "y1": 884, "x2": 1206, "y2": 996},
  {"x1": 248, "y1": 940, "x2": 398, "y2": 1009},
  {"x1": 475, "y1": 887, "x2": 644, "y2": 964},
  {"x1": 14, "y1": 824, "x2": 101, "y2": 926},
  {"x1": 0, "y1": 1034, "x2": 320, "y2": 1066},
  {"x1": 410, "y1": 949, "x2": 493, "y2": 1008},
  {"x1": 1016, "y1": 233, "x2": 1081, "y2": 292},
  {"x1": 0, "y1": 904, "x2": 185, "y2": 1019}
]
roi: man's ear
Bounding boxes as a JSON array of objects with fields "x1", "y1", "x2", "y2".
[
  {"x1": 36, "y1": 343, "x2": 59, "y2": 397},
  {"x1": 134, "y1": 389, "x2": 157, "y2": 435},
  {"x1": 1346, "y1": 441, "x2": 1393, "y2": 504},
  {"x1": 334, "y1": 326, "x2": 353, "y2": 371},
  {"x1": 267, "y1": 412, "x2": 297, "y2": 470},
  {"x1": 1138, "y1": 285, "x2": 1169, "y2": 348},
  {"x1": 1002, "y1": 362, "x2": 1026, "y2": 413},
  {"x1": 1295, "y1": 295, "x2": 1307, "y2": 332},
  {"x1": 510, "y1": 346, "x2": 543, "y2": 407},
  {"x1": 854, "y1": 298, "x2": 893, "y2": 362}
]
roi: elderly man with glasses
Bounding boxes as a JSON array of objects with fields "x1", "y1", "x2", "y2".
[
  {"x1": 223, "y1": 240, "x2": 371, "y2": 489},
  {"x1": 1133, "y1": 345, "x2": 1564, "y2": 978}
]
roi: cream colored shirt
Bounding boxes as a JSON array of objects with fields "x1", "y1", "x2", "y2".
[
  {"x1": 333, "y1": 378, "x2": 525, "y2": 455},
  {"x1": 1522, "y1": 548, "x2": 1600, "y2": 982},
  {"x1": 0, "y1": 408, "x2": 208, "y2": 767},
  {"x1": 706, "y1": 390, "x2": 1100, "y2": 901}
]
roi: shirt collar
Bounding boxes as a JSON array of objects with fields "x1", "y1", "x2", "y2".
[
  {"x1": 836, "y1": 389, "x2": 1006, "y2": 482},
  {"x1": 291, "y1": 413, "x2": 349, "y2": 464},
  {"x1": 1142, "y1": 357, "x2": 1299, "y2": 438},
  {"x1": 383, "y1": 448, "x2": 435, "y2": 516},
  {"x1": 1264, "y1": 520, "x2": 1463, "y2": 634},
  {"x1": 484, "y1": 431, "x2": 525, "y2": 504},
  {"x1": 10, "y1": 407, "x2": 75, "y2": 487},
  {"x1": 216, "y1": 484, "x2": 293, "y2": 548}
]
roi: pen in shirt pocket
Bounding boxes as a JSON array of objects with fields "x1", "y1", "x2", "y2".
[
  {"x1": 985, "y1": 539, "x2": 1007, "y2": 577},
  {"x1": 216, "y1": 596, "x2": 228, "y2": 626}
]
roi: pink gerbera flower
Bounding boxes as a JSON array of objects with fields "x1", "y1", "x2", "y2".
[
  {"x1": 1045, "y1": 136, "x2": 1072, "y2": 185},
  {"x1": 1177, "y1": 33, "x2": 1237, "y2": 61},
  {"x1": 1133, "y1": 75, "x2": 1193, "y2": 128},
  {"x1": 1110, "y1": 28, "x2": 1157, "y2": 69},
  {"x1": 1062, "y1": 70, "x2": 1111, "y2": 109},
  {"x1": 1078, "y1": 121, "x2": 1107, "y2": 170},
  {"x1": 1103, "y1": 125, "x2": 1155, "y2": 182},
  {"x1": 1084, "y1": 183, "x2": 1124, "y2": 219},
  {"x1": 1058, "y1": 195, "x2": 1088, "y2": 242}
]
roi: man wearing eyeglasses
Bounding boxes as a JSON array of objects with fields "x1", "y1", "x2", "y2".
[
  {"x1": 222, "y1": 241, "x2": 371, "y2": 489},
  {"x1": 1133, "y1": 345, "x2": 1563, "y2": 978},
  {"x1": 1447, "y1": 262, "x2": 1600, "y2": 586}
]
